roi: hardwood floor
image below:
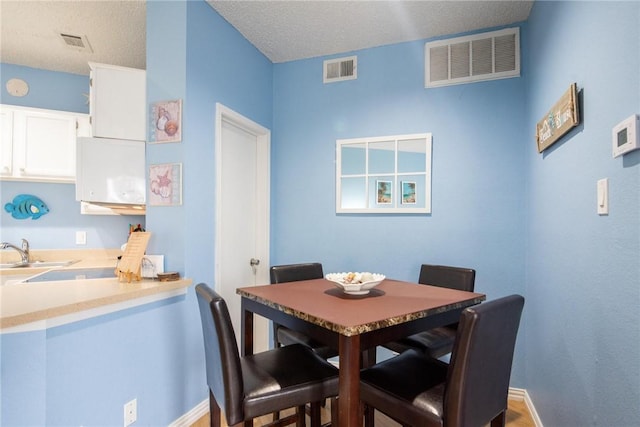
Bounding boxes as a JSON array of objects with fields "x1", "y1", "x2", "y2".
[{"x1": 191, "y1": 398, "x2": 535, "y2": 427}]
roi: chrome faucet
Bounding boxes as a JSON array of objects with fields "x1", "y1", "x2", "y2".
[{"x1": 0, "y1": 238, "x2": 30, "y2": 264}]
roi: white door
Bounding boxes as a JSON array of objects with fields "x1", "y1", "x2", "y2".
[{"x1": 215, "y1": 103, "x2": 270, "y2": 353}]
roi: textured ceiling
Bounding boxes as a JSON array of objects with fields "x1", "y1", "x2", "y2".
[
  {"x1": 0, "y1": 0, "x2": 146, "y2": 76},
  {"x1": 208, "y1": 0, "x2": 534, "y2": 63},
  {"x1": 0, "y1": 0, "x2": 533, "y2": 76}
]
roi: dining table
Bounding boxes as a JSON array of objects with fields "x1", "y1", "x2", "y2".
[{"x1": 237, "y1": 277, "x2": 486, "y2": 427}]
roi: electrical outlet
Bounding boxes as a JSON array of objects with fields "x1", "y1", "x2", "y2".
[
  {"x1": 124, "y1": 398, "x2": 137, "y2": 427},
  {"x1": 75, "y1": 231, "x2": 87, "y2": 245}
]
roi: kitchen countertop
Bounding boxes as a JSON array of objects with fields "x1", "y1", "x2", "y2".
[
  {"x1": 0, "y1": 248, "x2": 122, "y2": 273},
  {"x1": 0, "y1": 249, "x2": 192, "y2": 332}
]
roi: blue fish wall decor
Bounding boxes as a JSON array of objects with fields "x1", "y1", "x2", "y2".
[{"x1": 4, "y1": 194, "x2": 50, "y2": 220}]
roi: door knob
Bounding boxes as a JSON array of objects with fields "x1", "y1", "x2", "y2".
[{"x1": 249, "y1": 258, "x2": 260, "y2": 275}]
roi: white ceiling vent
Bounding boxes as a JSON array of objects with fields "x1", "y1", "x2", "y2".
[
  {"x1": 425, "y1": 27, "x2": 519, "y2": 88},
  {"x1": 324, "y1": 56, "x2": 357, "y2": 83},
  {"x1": 59, "y1": 33, "x2": 93, "y2": 53}
]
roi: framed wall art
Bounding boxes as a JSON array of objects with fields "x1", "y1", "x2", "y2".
[
  {"x1": 150, "y1": 99, "x2": 182, "y2": 143},
  {"x1": 536, "y1": 83, "x2": 580, "y2": 152},
  {"x1": 376, "y1": 180, "x2": 392, "y2": 204},
  {"x1": 149, "y1": 163, "x2": 182, "y2": 206},
  {"x1": 401, "y1": 181, "x2": 417, "y2": 205},
  {"x1": 336, "y1": 133, "x2": 432, "y2": 213}
]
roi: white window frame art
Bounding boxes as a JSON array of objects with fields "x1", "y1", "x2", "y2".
[{"x1": 336, "y1": 133, "x2": 432, "y2": 214}]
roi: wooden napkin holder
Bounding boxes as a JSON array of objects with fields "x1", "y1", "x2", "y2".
[{"x1": 117, "y1": 232, "x2": 151, "y2": 283}]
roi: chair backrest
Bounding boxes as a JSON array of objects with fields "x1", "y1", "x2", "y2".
[
  {"x1": 418, "y1": 264, "x2": 476, "y2": 292},
  {"x1": 444, "y1": 294, "x2": 525, "y2": 426},
  {"x1": 270, "y1": 262, "x2": 324, "y2": 284},
  {"x1": 195, "y1": 283, "x2": 244, "y2": 425}
]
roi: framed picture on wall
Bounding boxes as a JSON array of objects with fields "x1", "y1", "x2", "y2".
[
  {"x1": 149, "y1": 163, "x2": 182, "y2": 206},
  {"x1": 150, "y1": 99, "x2": 182, "y2": 143},
  {"x1": 401, "y1": 181, "x2": 417, "y2": 205},
  {"x1": 376, "y1": 180, "x2": 392, "y2": 204}
]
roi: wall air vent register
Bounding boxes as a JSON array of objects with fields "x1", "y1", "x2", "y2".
[
  {"x1": 425, "y1": 27, "x2": 520, "y2": 88},
  {"x1": 324, "y1": 56, "x2": 357, "y2": 84}
]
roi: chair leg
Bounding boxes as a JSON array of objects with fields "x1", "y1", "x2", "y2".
[
  {"x1": 296, "y1": 405, "x2": 306, "y2": 427},
  {"x1": 363, "y1": 403, "x2": 374, "y2": 427},
  {"x1": 272, "y1": 336, "x2": 283, "y2": 422},
  {"x1": 309, "y1": 402, "x2": 322, "y2": 427},
  {"x1": 209, "y1": 390, "x2": 222, "y2": 427},
  {"x1": 361, "y1": 347, "x2": 377, "y2": 368},
  {"x1": 490, "y1": 410, "x2": 506, "y2": 427}
]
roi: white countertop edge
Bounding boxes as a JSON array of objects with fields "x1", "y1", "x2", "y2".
[{"x1": 1, "y1": 288, "x2": 187, "y2": 334}]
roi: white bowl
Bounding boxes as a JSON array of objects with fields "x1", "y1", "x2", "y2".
[{"x1": 325, "y1": 272, "x2": 385, "y2": 295}]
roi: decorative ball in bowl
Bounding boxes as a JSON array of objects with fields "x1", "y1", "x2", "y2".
[{"x1": 325, "y1": 272, "x2": 385, "y2": 295}]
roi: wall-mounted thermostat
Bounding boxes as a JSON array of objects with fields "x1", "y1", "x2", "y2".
[{"x1": 612, "y1": 114, "x2": 639, "y2": 158}]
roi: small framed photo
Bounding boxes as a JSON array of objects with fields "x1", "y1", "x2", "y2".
[
  {"x1": 149, "y1": 163, "x2": 182, "y2": 206},
  {"x1": 150, "y1": 99, "x2": 182, "y2": 143},
  {"x1": 376, "y1": 180, "x2": 392, "y2": 205},
  {"x1": 401, "y1": 181, "x2": 417, "y2": 205}
]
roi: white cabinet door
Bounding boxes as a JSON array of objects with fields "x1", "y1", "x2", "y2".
[
  {"x1": 90, "y1": 62, "x2": 146, "y2": 141},
  {"x1": 16, "y1": 109, "x2": 77, "y2": 180},
  {"x1": 0, "y1": 105, "x2": 89, "y2": 183},
  {"x1": 0, "y1": 108, "x2": 14, "y2": 176},
  {"x1": 76, "y1": 114, "x2": 92, "y2": 137},
  {"x1": 76, "y1": 137, "x2": 146, "y2": 204}
]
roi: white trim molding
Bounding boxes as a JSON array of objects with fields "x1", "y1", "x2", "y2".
[
  {"x1": 177, "y1": 390, "x2": 542, "y2": 427},
  {"x1": 169, "y1": 398, "x2": 208, "y2": 427},
  {"x1": 509, "y1": 387, "x2": 544, "y2": 427}
]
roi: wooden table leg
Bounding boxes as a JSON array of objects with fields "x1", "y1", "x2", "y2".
[
  {"x1": 338, "y1": 334, "x2": 361, "y2": 427},
  {"x1": 240, "y1": 301, "x2": 254, "y2": 357}
]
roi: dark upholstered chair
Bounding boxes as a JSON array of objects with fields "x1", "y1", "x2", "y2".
[
  {"x1": 361, "y1": 294, "x2": 524, "y2": 427},
  {"x1": 270, "y1": 263, "x2": 338, "y2": 360},
  {"x1": 383, "y1": 264, "x2": 476, "y2": 358},
  {"x1": 195, "y1": 283, "x2": 339, "y2": 427}
]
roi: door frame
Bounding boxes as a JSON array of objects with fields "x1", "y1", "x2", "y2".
[{"x1": 214, "y1": 103, "x2": 271, "y2": 350}]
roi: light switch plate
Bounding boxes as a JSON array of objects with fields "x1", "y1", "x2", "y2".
[{"x1": 597, "y1": 178, "x2": 608, "y2": 215}]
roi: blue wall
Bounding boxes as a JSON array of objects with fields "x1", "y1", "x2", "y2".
[
  {"x1": 0, "y1": 63, "x2": 89, "y2": 113},
  {"x1": 3, "y1": 1, "x2": 640, "y2": 425},
  {"x1": 0, "y1": 63, "x2": 143, "y2": 249},
  {"x1": 1, "y1": 297, "x2": 187, "y2": 425},
  {"x1": 525, "y1": 2, "x2": 640, "y2": 425},
  {"x1": 272, "y1": 32, "x2": 528, "y2": 383},
  {"x1": 3, "y1": 1, "x2": 273, "y2": 425}
]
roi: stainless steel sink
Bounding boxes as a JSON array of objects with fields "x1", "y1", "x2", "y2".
[
  {"x1": 0, "y1": 260, "x2": 78, "y2": 269},
  {"x1": 22, "y1": 267, "x2": 117, "y2": 282}
]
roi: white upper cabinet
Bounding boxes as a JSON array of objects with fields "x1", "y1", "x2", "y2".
[
  {"x1": 0, "y1": 108, "x2": 14, "y2": 176},
  {"x1": 89, "y1": 62, "x2": 146, "y2": 141},
  {"x1": 0, "y1": 104, "x2": 89, "y2": 183}
]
